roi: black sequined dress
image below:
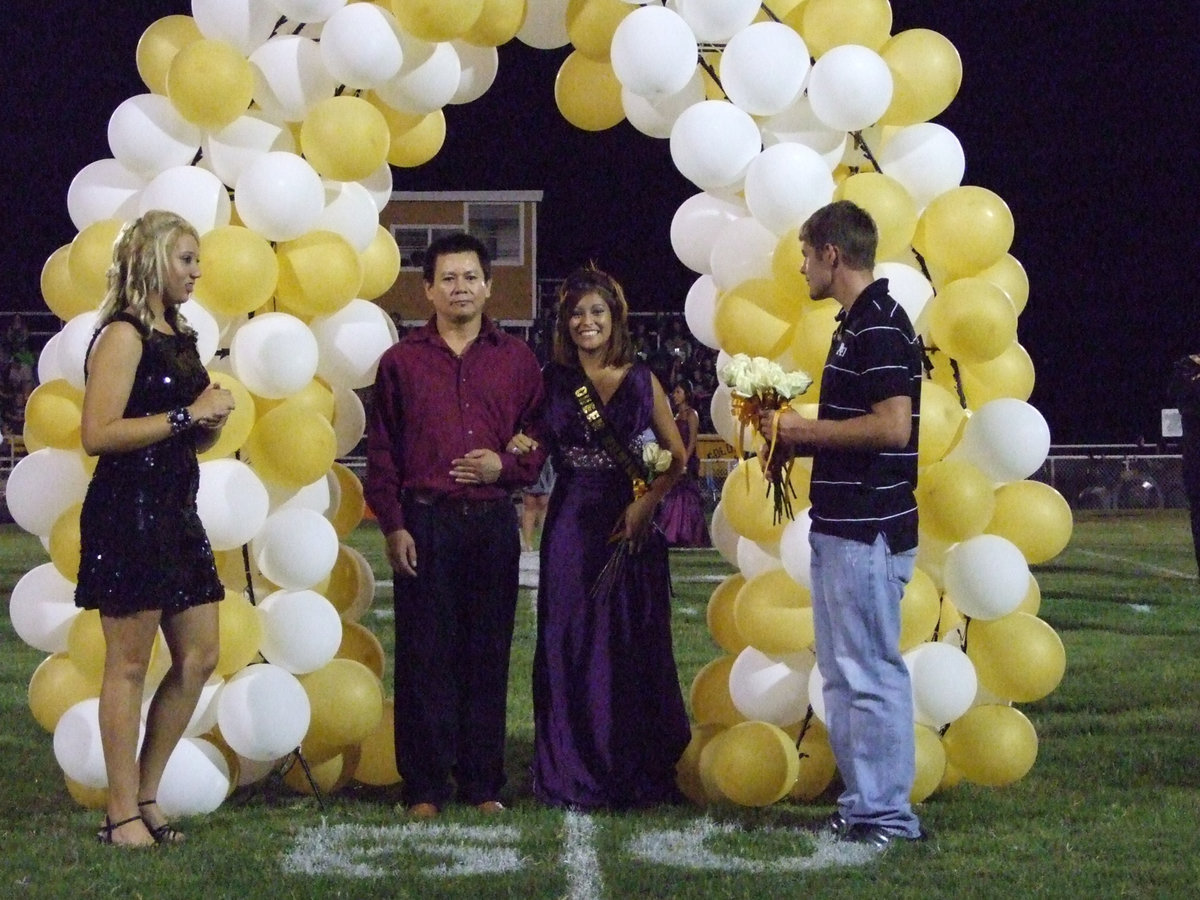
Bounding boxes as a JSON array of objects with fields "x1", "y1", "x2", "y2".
[{"x1": 75, "y1": 313, "x2": 223, "y2": 617}]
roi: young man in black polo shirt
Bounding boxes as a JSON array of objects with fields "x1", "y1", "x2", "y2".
[{"x1": 760, "y1": 200, "x2": 925, "y2": 850}]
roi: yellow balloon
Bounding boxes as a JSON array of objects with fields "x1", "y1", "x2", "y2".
[
  {"x1": 370, "y1": 98, "x2": 447, "y2": 168},
  {"x1": 567, "y1": 0, "x2": 633, "y2": 60},
  {"x1": 987, "y1": 480, "x2": 1073, "y2": 564},
  {"x1": 714, "y1": 289, "x2": 793, "y2": 360},
  {"x1": 914, "y1": 186, "x2": 1014, "y2": 279},
  {"x1": 834, "y1": 172, "x2": 917, "y2": 263},
  {"x1": 734, "y1": 569, "x2": 814, "y2": 654},
  {"x1": 689, "y1": 655, "x2": 746, "y2": 728},
  {"x1": 194, "y1": 226, "x2": 279, "y2": 317},
  {"x1": 65, "y1": 775, "x2": 109, "y2": 810},
  {"x1": 245, "y1": 400, "x2": 338, "y2": 488},
  {"x1": 787, "y1": 718, "x2": 837, "y2": 801},
  {"x1": 676, "y1": 722, "x2": 726, "y2": 804},
  {"x1": 463, "y1": 0, "x2": 527, "y2": 47},
  {"x1": 286, "y1": 746, "x2": 360, "y2": 793},
  {"x1": 975, "y1": 253, "x2": 1029, "y2": 316},
  {"x1": 197, "y1": 372, "x2": 256, "y2": 462},
  {"x1": 42, "y1": 244, "x2": 96, "y2": 321},
  {"x1": 166, "y1": 38, "x2": 255, "y2": 130},
  {"x1": 299, "y1": 658, "x2": 384, "y2": 763},
  {"x1": 24, "y1": 380, "x2": 83, "y2": 450},
  {"x1": 959, "y1": 342, "x2": 1035, "y2": 410},
  {"x1": 67, "y1": 608, "x2": 106, "y2": 683},
  {"x1": 899, "y1": 566, "x2": 940, "y2": 651},
  {"x1": 325, "y1": 545, "x2": 364, "y2": 618},
  {"x1": 915, "y1": 458, "x2": 996, "y2": 543},
  {"x1": 938, "y1": 593, "x2": 964, "y2": 637},
  {"x1": 329, "y1": 462, "x2": 366, "y2": 537},
  {"x1": 702, "y1": 721, "x2": 800, "y2": 807},
  {"x1": 255, "y1": 378, "x2": 335, "y2": 422},
  {"x1": 719, "y1": 458, "x2": 787, "y2": 544},
  {"x1": 967, "y1": 612, "x2": 1065, "y2": 703},
  {"x1": 699, "y1": 50, "x2": 725, "y2": 100},
  {"x1": 275, "y1": 230, "x2": 363, "y2": 318},
  {"x1": 359, "y1": 225, "x2": 402, "y2": 300},
  {"x1": 796, "y1": 0, "x2": 892, "y2": 56},
  {"x1": 927, "y1": 277, "x2": 1017, "y2": 365},
  {"x1": 787, "y1": 299, "x2": 839, "y2": 387},
  {"x1": 336, "y1": 621, "x2": 386, "y2": 680},
  {"x1": 942, "y1": 704, "x2": 1038, "y2": 787},
  {"x1": 911, "y1": 723, "x2": 947, "y2": 803},
  {"x1": 28, "y1": 653, "x2": 100, "y2": 733},
  {"x1": 771, "y1": 229, "x2": 809, "y2": 297},
  {"x1": 879, "y1": 29, "x2": 963, "y2": 127},
  {"x1": 937, "y1": 756, "x2": 965, "y2": 792},
  {"x1": 215, "y1": 591, "x2": 263, "y2": 677},
  {"x1": 1017, "y1": 573, "x2": 1042, "y2": 616},
  {"x1": 390, "y1": 0, "x2": 483, "y2": 41},
  {"x1": 917, "y1": 379, "x2": 966, "y2": 467},
  {"x1": 760, "y1": 0, "x2": 806, "y2": 21},
  {"x1": 300, "y1": 96, "x2": 390, "y2": 182},
  {"x1": 68, "y1": 219, "x2": 124, "y2": 302},
  {"x1": 137, "y1": 14, "x2": 203, "y2": 95},
  {"x1": 706, "y1": 574, "x2": 749, "y2": 655},
  {"x1": 555, "y1": 51, "x2": 625, "y2": 132},
  {"x1": 50, "y1": 502, "x2": 83, "y2": 582},
  {"x1": 727, "y1": 277, "x2": 801, "y2": 325},
  {"x1": 353, "y1": 697, "x2": 402, "y2": 786}
]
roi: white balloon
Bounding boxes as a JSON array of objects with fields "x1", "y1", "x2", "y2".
[
  {"x1": 721, "y1": 22, "x2": 810, "y2": 117},
  {"x1": 234, "y1": 151, "x2": 325, "y2": 242},
  {"x1": 177, "y1": 299, "x2": 220, "y2": 366},
  {"x1": 359, "y1": 161, "x2": 395, "y2": 213},
  {"x1": 709, "y1": 383, "x2": 739, "y2": 449},
  {"x1": 257, "y1": 588, "x2": 342, "y2": 674},
  {"x1": 683, "y1": 274, "x2": 719, "y2": 350},
  {"x1": 158, "y1": 736, "x2": 231, "y2": 817},
  {"x1": 374, "y1": 34, "x2": 461, "y2": 115},
  {"x1": 675, "y1": 0, "x2": 760, "y2": 41},
  {"x1": 669, "y1": 100, "x2": 761, "y2": 192},
  {"x1": 197, "y1": 459, "x2": 271, "y2": 550},
  {"x1": 621, "y1": 69, "x2": 706, "y2": 140},
  {"x1": 760, "y1": 96, "x2": 847, "y2": 169},
  {"x1": 67, "y1": 159, "x2": 145, "y2": 232},
  {"x1": 877, "y1": 123, "x2": 965, "y2": 210},
  {"x1": 874, "y1": 261, "x2": 934, "y2": 324},
  {"x1": 38, "y1": 332, "x2": 66, "y2": 384},
  {"x1": 5, "y1": 448, "x2": 90, "y2": 538},
  {"x1": 807, "y1": 660, "x2": 827, "y2": 723},
  {"x1": 806, "y1": 44, "x2": 894, "y2": 133},
  {"x1": 948, "y1": 399, "x2": 1051, "y2": 483},
  {"x1": 743, "y1": 142, "x2": 837, "y2": 237},
  {"x1": 709, "y1": 216, "x2": 776, "y2": 291},
  {"x1": 107, "y1": 94, "x2": 203, "y2": 179},
  {"x1": 943, "y1": 534, "x2": 1030, "y2": 621},
  {"x1": 331, "y1": 386, "x2": 367, "y2": 457},
  {"x1": 179, "y1": 677, "x2": 225, "y2": 739},
  {"x1": 708, "y1": 500, "x2": 740, "y2": 567},
  {"x1": 517, "y1": 0, "x2": 571, "y2": 50},
  {"x1": 670, "y1": 191, "x2": 748, "y2": 275},
  {"x1": 55, "y1": 311, "x2": 100, "y2": 392},
  {"x1": 228, "y1": 311, "x2": 320, "y2": 398},
  {"x1": 778, "y1": 508, "x2": 813, "y2": 590},
  {"x1": 202, "y1": 111, "x2": 296, "y2": 190},
  {"x1": 267, "y1": 0, "x2": 346, "y2": 24},
  {"x1": 249, "y1": 35, "x2": 338, "y2": 122},
  {"x1": 52, "y1": 698, "x2": 109, "y2": 788},
  {"x1": 450, "y1": 41, "x2": 499, "y2": 105},
  {"x1": 736, "y1": 536, "x2": 782, "y2": 579},
  {"x1": 9, "y1": 563, "x2": 80, "y2": 653},
  {"x1": 137, "y1": 166, "x2": 231, "y2": 236},
  {"x1": 253, "y1": 507, "x2": 339, "y2": 590},
  {"x1": 905, "y1": 641, "x2": 978, "y2": 728},
  {"x1": 217, "y1": 663, "x2": 311, "y2": 760},
  {"x1": 317, "y1": 181, "x2": 380, "y2": 253},
  {"x1": 192, "y1": 0, "x2": 279, "y2": 56},
  {"x1": 310, "y1": 298, "x2": 395, "y2": 389},
  {"x1": 267, "y1": 474, "x2": 332, "y2": 515},
  {"x1": 610, "y1": 5, "x2": 698, "y2": 98},
  {"x1": 729, "y1": 645, "x2": 814, "y2": 727}
]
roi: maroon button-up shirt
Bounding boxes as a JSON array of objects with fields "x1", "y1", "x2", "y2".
[{"x1": 364, "y1": 315, "x2": 546, "y2": 536}]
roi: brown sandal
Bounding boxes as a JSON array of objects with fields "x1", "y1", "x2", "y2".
[{"x1": 138, "y1": 799, "x2": 184, "y2": 844}]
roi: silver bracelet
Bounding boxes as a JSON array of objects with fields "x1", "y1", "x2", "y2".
[{"x1": 167, "y1": 406, "x2": 192, "y2": 435}]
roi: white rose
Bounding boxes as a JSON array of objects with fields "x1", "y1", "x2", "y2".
[
  {"x1": 719, "y1": 353, "x2": 752, "y2": 392},
  {"x1": 777, "y1": 369, "x2": 813, "y2": 400},
  {"x1": 746, "y1": 356, "x2": 778, "y2": 394},
  {"x1": 652, "y1": 446, "x2": 672, "y2": 474}
]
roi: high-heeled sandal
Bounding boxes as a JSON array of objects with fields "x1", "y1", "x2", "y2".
[
  {"x1": 138, "y1": 799, "x2": 184, "y2": 844},
  {"x1": 96, "y1": 815, "x2": 146, "y2": 845}
]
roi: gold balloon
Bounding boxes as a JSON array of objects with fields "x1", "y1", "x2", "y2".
[
  {"x1": 67, "y1": 608, "x2": 106, "y2": 683},
  {"x1": 915, "y1": 458, "x2": 997, "y2": 543},
  {"x1": 215, "y1": 591, "x2": 263, "y2": 677},
  {"x1": 336, "y1": 621, "x2": 386, "y2": 680},
  {"x1": 714, "y1": 289, "x2": 794, "y2": 360},
  {"x1": 927, "y1": 277, "x2": 1018, "y2": 365},
  {"x1": 275, "y1": 230, "x2": 364, "y2": 318},
  {"x1": 676, "y1": 722, "x2": 725, "y2": 805},
  {"x1": 197, "y1": 372, "x2": 256, "y2": 462},
  {"x1": 195, "y1": 226, "x2": 279, "y2": 318},
  {"x1": 245, "y1": 400, "x2": 338, "y2": 488},
  {"x1": 834, "y1": 172, "x2": 917, "y2": 263},
  {"x1": 702, "y1": 721, "x2": 800, "y2": 807},
  {"x1": 329, "y1": 462, "x2": 366, "y2": 537},
  {"x1": 301, "y1": 96, "x2": 390, "y2": 182},
  {"x1": 967, "y1": 612, "x2": 1065, "y2": 702},
  {"x1": 734, "y1": 569, "x2": 814, "y2": 654},
  {"x1": 255, "y1": 379, "x2": 335, "y2": 422},
  {"x1": 706, "y1": 574, "x2": 749, "y2": 655},
  {"x1": 915, "y1": 187, "x2": 1014, "y2": 280},
  {"x1": 879, "y1": 29, "x2": 963, "y2": 127},
  {"x1": 555, "y1": 52, "x2": 625, "y2": 132},
  {"x1": 42, "y1": 244, "x2": 96, "y2": 321},
  {"x1": 787, "y1": 718, "x2": 837, "y2": 801},
  {"x1": 358, "y1": 225, "x2": 402, "y2": 300},
  {"x1": 325, "y1": 545, "x2": 364, "y2": 619},
  {"x1": 68, "y1": 219, "x2": 124, "y2": 302},
  {"x1": 796, "y1": 0, "x2": 893, "y2": 56},
  {"x1": 566, "y1": 0, "x2": 633, "y2": 60},
  {"x1": 911, "y1": 723, "x2": 947, "y2": 803},
  {"x1": 772, "y1": 229, "x2": 809, "y2": 297},
  {"x1": 689, "y1": 655, "x2": 746, "y2": 728},
  {"x1": 1017, "y1": 573, "x2": 1042, "y2": 616},
  {"x1": 719, "y1": 458, "x2": 787, "y2": 544},
  {"x1": 28, "y1": 653, "x2": 100, "y2": 733},
  {"x1": 463, "y1": 0, "x2": 527, "y2": 47},
  {"x1": 942, "y1": 704, "x2": 1038, "y2": 787},
  {"x1": 391, "y1": 0, "x2": 483, "y2": 41},
  {"x1": 788, "y1": 299, "x2": 839, "y2": 387},
  {"x1": 369, "y1": 98, "x2": 447, "y2": 169},
  {"x1": 24, "y1": 380, "x2": 83, "y2": 451},
  {"x1": 299, "y1": 659, "x2": 384, "y2": 763},
  {"x1": 987, "y1": 480, "x2": 1073, "y2": 564},
  {"x1": 166, "y1": 38, "x2": 255, "y2": 130},
  {"x1": 285, "y1": 746, "x2": 360, "y2": 794},
  {"x1": 959, "y1": 342, "x2": 1036, "y2": 409},
  {"x1": 975, "y1": 253, "x2": 1029, "y2": 315},
  {"x1": 50, "y1": 502, "x2": 83, "y2": 582},
  {"x1": 65, "y1": 775, "x2": 109, "y2": 810},
  {"x1": 353, "y1": 697, "x2": 402, "y2": 787},
  {"x1": 917, "y1": 379, "x2": 966, "y2": 467},
  {"x1": 137, "y1": 14, "x2": 203, "y2": 95},
  {"x1": 899, "y1": 566, "x2": 940, "y2": 651}
]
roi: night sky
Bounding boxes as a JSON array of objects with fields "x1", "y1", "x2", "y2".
[{"x1": 2, "y1": 2, "x2": 1192, "y2": 444}]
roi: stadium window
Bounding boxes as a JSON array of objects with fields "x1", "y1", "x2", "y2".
[
  {"x1": 391, "y1": 225, "x2": 464, "y2": 271},
  {"x1": 466, "y1": 202, "x2": 523, "y2": 265}
]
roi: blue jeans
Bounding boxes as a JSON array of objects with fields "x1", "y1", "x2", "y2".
[{"x1": 810, "y1": 531, "x2": 921, "y2": 836}]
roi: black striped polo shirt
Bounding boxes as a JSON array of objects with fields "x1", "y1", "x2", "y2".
[{"x1": 809, "y1": 279, "x2": 922, "y2": 552}]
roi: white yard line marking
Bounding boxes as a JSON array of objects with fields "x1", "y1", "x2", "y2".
[
  {"x1": 1072, "y1": 548, "x2": 1196, "y2": 580},
  {"x1": 563, "y1": 811, "x2": 605, "y2": 900}
]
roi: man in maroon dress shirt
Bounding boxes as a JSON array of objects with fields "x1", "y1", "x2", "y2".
[{"x1": 365, "y1": 233, "x2": 546, "y2": 818}]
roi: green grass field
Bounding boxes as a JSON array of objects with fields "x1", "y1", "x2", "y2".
[{"x1": 2, "y1": 511, "x2": 1199, "y2": 899}]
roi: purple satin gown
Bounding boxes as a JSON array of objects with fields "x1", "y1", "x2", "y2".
[
  {"x1": 532, "y1": 363, "x2": 690, "y2": 809},
  {"x1": 654, "y1": 413, "x2": 711, "y2": 547}
]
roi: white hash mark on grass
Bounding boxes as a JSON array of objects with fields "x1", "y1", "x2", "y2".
[
  {"x1": 626, "y1": 818, "x2": 876, "y2": 872},
  {"x1": 563, "y1": 811, "x2": 604, "y2": 900},
  {"x1": 1073, "y1": 548, "x2": 1196, "y2": 580},
  {"x1": 280, "y1": 821, "x2": 524, "y2": 879}
]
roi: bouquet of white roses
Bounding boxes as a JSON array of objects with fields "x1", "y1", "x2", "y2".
[
  {"x1": 719, "y1": 353, "x2": 812, "y2": 523},
  {"x1": 634, "y1": 440, "x2": 673, "y2": 499}
]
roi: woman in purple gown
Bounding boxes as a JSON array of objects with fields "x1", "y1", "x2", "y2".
[
  {"x1": 655, "y1": 381, "x2": 711, "y2": 547},
  {"x1": 518, "y1": 265, "x2": 691, "y2": 809}
]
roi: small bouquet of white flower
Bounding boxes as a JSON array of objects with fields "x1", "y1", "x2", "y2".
[
  {"x1": 719, "y1": 353, "x2": 812, "y2": 523},
  {"x1": 634, "y1": 440, "x2": 673, "y2": 499}
]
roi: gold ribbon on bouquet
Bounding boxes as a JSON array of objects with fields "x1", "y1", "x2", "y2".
[{"x1": 730, "y1": 390, "x2": 797, "y2": 523}]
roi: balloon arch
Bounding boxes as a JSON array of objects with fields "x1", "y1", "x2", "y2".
[{"x1": 11, "y1": 0, "x2": 1069, "y2": 814}]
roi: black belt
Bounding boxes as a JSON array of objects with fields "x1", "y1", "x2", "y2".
[{"x1": 403, "y1": 491, "x2": 511, "y2": 517}]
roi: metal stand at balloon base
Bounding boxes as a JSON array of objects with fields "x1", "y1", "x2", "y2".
[{"x1": 276, "y1": 748, "x2": 326, "y2": 810}]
